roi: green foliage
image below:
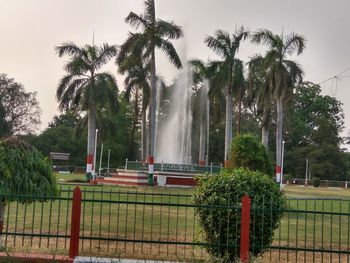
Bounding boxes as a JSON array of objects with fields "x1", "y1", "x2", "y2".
[
  {"x1": 0, "y1": 74, "x2": 41, "y2": 135},
  {"x1": 193, "y1": 168, "x2": 285, "y2": 262},
  {"x1": 0, "y1": 137, "x2": 57, "y2": 201},
  {"x1": 230, "y1": 133, "x2": 273, "y2": 176},
  {"x1": 312, "y1": 177, "x2": 320, "y2": 187}
]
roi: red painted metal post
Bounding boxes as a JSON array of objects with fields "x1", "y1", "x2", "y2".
[
  {"x1": 69, "y1": 187, "x2": 82, "y2": 259},
  {"x1": 240, "y1": 194, "x2": 251, "y2": 263}
]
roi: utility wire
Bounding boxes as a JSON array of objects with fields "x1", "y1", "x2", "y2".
[{"x1": 318, "y1": 67, "x2": 350, "y2": 85}]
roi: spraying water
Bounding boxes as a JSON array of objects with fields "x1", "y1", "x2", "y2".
[{"x1": 156, "y1": 68, "x2": 193, "y2": 164}]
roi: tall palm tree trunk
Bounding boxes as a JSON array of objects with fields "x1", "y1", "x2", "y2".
[
  {"x1": 261, "y1": 108, "x2": 270, "y2": 149},
  {"x1": 224, "y1": 88, "x2": 233, "y2": 166},
  {"x1": 275, "y1": 97, "x2": 283, "y2": 183},
  {"x1": 148, "y1": 48, "x2": 156, "y2": 185},
  {"x1": 198, "y1": 88, "x2": 206, "y2": 166},
  {"x1": 205, "y1": 96, "x2": 210, "y2": 166},
  {"x1": 86, "y1": 104, "x2": 96, "y2": 180},
  {"x1": 0, "y1": 201, "x2": 5, "y2": 247},
  {"x1": 237, "y1": 85, "x2": 242, "y2": 135},
  {"x1": 261, "y1": 126, "x2": 269, "y2": 149},
  {"x1": 129, "y1": 89, "x2": 139, "y2": 158},
  {"x1": 141, "y1": 99, "x2": 147, "y2": 163}
]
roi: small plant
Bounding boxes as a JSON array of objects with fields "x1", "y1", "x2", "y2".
[
  {"x1": 230, "y1": 133, "x2": 273, "y2": 176},
  {"x1": 312, "y1": 177, "x2": 321, "y2": 187},
  {"x1": 193, "y1": 168, "x2": 285, "y2": 262}
]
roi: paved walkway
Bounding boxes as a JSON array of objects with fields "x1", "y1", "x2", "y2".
[{"x1": 74, "y1": 257, "x2": 176, "y2": 263}]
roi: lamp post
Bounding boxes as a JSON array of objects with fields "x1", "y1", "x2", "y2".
[{"x1": 93, "y1": 129, "x2": 98, "y2": 181}]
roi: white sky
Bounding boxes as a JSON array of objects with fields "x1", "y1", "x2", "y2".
[{"x1": 0, "y1": 0, "x2": 349, "y2": 145}]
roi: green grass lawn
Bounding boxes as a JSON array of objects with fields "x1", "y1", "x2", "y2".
[{"x1": 3, "y1": 173, "x2": 350, "y2": 261}]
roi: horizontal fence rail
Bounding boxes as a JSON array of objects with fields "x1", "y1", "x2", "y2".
[
  {"x1": 1, "y1": 188, "x2": 350, "y2": 262},
  {"x1": 125, "y1": 161, "x2": 222, "y2": 174}
]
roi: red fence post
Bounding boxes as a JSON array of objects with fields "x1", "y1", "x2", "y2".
[
  {"x1": 69, "y1": 187, "x2": 82, "y2": 259},
  {"x1": 240, "y1": 194, "x2": 251, "y2": 263}
]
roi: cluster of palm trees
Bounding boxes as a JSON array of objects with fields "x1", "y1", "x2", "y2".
[{"x1": 55, "y1": 0, "x2": 306, "y2": 184}]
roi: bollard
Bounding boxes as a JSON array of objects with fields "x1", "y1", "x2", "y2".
[
  {"x1": 69, "y1": 187, "x2": 82, "y2": 259},
  {"x1": 240, "y1": 194, "x2": 251, "y2": 263}
]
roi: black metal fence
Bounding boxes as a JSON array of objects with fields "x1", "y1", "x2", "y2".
[{"x1": 1, "y1": 189, "x2": 350, "y2": 262}]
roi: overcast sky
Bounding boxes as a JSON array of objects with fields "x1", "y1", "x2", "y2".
[{"x1": 0, "y1": 0, "x2": 349, "y2": 146}]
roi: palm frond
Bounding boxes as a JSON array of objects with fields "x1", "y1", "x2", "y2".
[
  {"x1": 158, "y1": 38, "x2": 182, "y2": 68},
  {"x1": 205, "y1": 30, "x2": 230, "y2": 58},
  {"x1": 94, "y1": 44, "x2": 118, "y2": 71},
  {"x1": 55, "y1": 42, "x2": 83, "y2": 57},
  {"x1": 157, "y1": 20, "x2": 183, "y2": 39},
  {"x1": 251, "y1": 29, "x2": 281, "y2": 50},
  {"x1": 283, "y1": 33, "x2": 306, "y2": 56},
  {"x1": 125, "y1": 12, "x2": 147, "y2": 30}
]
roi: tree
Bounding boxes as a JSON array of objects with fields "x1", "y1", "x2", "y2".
[
  {"x1": 119, "y1": 0, "x2": 183, "y2": 185},
  {"x1": 0, "y1": 74, "x2": 41, "y2": 135},
  {"x1": 251, "y1": 29, "x2": 306, "y2": 183},
  {"x1": 283, "y1": 82, "x2": 347, "y2": 180},
  {"x1": 286, "y1": 82, "x2": 343, "y2": 147},
  {"x1": 55, "y1": 42, "x2": 118, "y2": 180},
  {"x1": 118, "y1": 54, "x2": 151, "y2": 162},
  {"x1": 247, "y1": 54, "x2": 273, "y2": 149},
  {"x1": 30, "y1": 112, "x2": 87, "y2": 166},
  {"x1": 0, "y1": 137, "x2": 57, "y2": 246},
  {"x1": 230, "y1": 133, "x2": 273, "y2": 176},
  {"x1": 189, "y1": 59, "x2": 218, "y2": 166},
  {"x1": 205, "y1": 27, "x2": 249, "y2": 166}
]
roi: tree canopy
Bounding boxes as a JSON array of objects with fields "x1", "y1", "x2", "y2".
[{"x1": 0, "y1": 74, "x2": 41, "y2": 136}]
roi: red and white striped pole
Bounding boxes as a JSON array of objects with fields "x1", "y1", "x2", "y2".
[
  {"x1": 86, "y1": 154, "x2": 93, "y2": 180},
  {"x1": 275, "y1": 165, "x2": 281, "y2": 184},
  {"x1": 148, "y1": 156, "x2": 154, "y2": 186}
]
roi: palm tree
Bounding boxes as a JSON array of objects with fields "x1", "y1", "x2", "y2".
[
  {"x1": 190, "y1": 59, "x2": 218, "y2": 166},
  {"x1": 56, "y1": 42, "x2": 118, "y2": 180},
  {"x1": 247, "y1": 54, "x2": 273, "y2": 149},
  {"x1": 118, "y1": 0, "x2": 183, "y2": 185},
  {"x1": 251, "y1": 29, "x2": 305, "y2": 183},
  {"x1": 119, "y1": 55, "x2": 150, "y2": 162},
  {"x1": 205, "y1": 27, "x2": 249, "y2": 166}
]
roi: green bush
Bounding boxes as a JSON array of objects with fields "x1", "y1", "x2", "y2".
[
  {"x1": 230, "y1": 133, "x2": 273, "y2": 176},
  {"x1": 0, "y1": 137, "x2": 57, "y2": 200},
  {"x1": 193, "y1": 168, "x2": 285, "y2": 262},
  {"x1": 312, "y1": 177, "x2": 320, "y2": 187}
]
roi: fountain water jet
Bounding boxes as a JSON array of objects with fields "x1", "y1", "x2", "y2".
[{"x1": 156, "y1": 68, "x2": 193, "y2": 164}]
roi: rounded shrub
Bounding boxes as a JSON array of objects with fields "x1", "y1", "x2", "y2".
[
  {"x1": 0, "y1": 137, "x2": 57, "y2": 200},
  {"x1": 312, "y1": 177, "x2": 320, "y2": 187},
  {"x1": 193, "y1": 168, "x2": 285, "y2": 262},
  {"x1": 230, "y1": 133, "x2": 273, "y2": 176}
]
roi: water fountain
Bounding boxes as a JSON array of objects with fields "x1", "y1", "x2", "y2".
[{"x1": 156, "y1": 68, "x2": 193, "y2": 164}]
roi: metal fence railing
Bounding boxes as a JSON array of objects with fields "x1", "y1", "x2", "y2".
[
  {"x1": 125, "y1": 160, "x2": 222, "y2": 174},
  {"x1": 1, "y1": 189, "x2": 350, "y2": 262}
]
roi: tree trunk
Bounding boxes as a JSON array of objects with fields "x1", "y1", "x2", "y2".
[
  {"x1": 147, "y1": 46, "x2": 156, "y2": 185},
  {"x1": 261, "y1": 106, "x2": 270, "y2": 149},
  {"x1": 141, "y1": 99, "x2": 147, "y2": 163},
  {"x1": 261, "y1": 126, "x2": 269, "y2": 150},
  {"x1": 205, "y1": 96, "x2": 210, "y2": 166},
  {"x1": 275, "y1": 97, "x2": 283, "y2": 183},
  {"x1": 237, "y1": 85, "x2": 242, "y2": 135},
  {"x1": 224, "y1": 87, "x2": 233, "y2": 166},
  {"x1": 0, "y1": 201, "x2": 6, "y2": 248},
  {"x1": 86, "y1": 103, "x2": 96, "y2": 180},
  {"x1": 129, "y1": 89, "x2": 139, "y2": 158},
  {"x1": 198, "y1": 87, "x2": 207, "y2": 166}
]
